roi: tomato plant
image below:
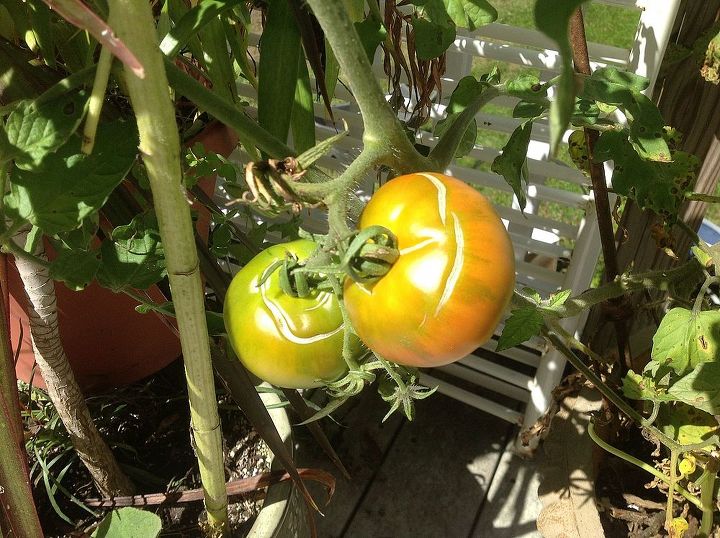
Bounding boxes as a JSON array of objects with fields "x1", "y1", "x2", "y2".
[
  {"x1": 224, "y1": 239, "x2": 349, "y2": 388},
  {"x1": 344, "y1": 172, "x2": 515, "y2": 367}
]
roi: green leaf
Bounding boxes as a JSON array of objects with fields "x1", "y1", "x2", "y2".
[
  {"x1": 622, "y1": 370, "x2": 674, "y2": 403},
  {"x1": 505, "y1": 73, "x2": 549, "y2": 105},
  {"x1": 5, "y1": 119, "x2": 137, "y2": 235},
  {"x1": 491, "y1": 120, "x2": 532, "y2": 210},
  {"x1": 4, "y1": 91, "x2": 87, "y2": 169},
  {"x1": 442, "y1": 0, "x2": 497, "y2": 30},
  {"x1": 206, "y1": 310, "x2": 225, "y2": 336},
  {"x1": 513, "y1": 101, "x2": 547, "y2": 119},
  {"x1": 296, "y1": 128, "x2": 349, "y2": 171},
  {"x1": 27, "y1": 0, "x2": 55, "y2": 68},
  {"x1": 434, "y1": 76, "x2": 485, "y2": 158},
  {"x1": 354, "y1": 17, "x2": 387, "y2": 62},
  {"x1": 411, "y1": 12, "x2": 455, "y2": 61},
  {"x1": 543, "y1": 289, "x2": 572, "y2": 310},
  {"x1": 625, "y1": 92, "x2": 670, "y2": 162},
  {"x1": 91, "y1": 507, "x2": 162, "y2": 538},
  {"x1": 49, "y1": 248, "x2": 100, "y2": 291},
  {"x1": 257, "y1": 0, "x2": 302, "y2": 146},
  {"x1": 594, "y1": 131, "x2": 699, "y2": 219},
  {"x1": 159, "y1": 0, "x2": 241, "y2": 57},
  {"x1": 581, "y1": 66, "x2": 649, "y2": 104},
  {"x1": 534, "y1": 0, "x2": 587, "y2": 155},
  {"x1": 496, "y1": 307, "x2": 543, "y2": 351},
  {"x1": 668, "y1": 362, "x2": 720, "y2": 415},
  {"x1": 290, "y1": 51, "x2": 315, "y2": 154},
  {"x1": 570, "y1": 97, "x2": 600, "y2": 126},
  {"x1": 97, "y1": 213, "x2": 166, "y2": 292},
  {"x1": 650, "y1": 307, "x2": 720, "y2": 376},
  {"x1": 658, "y1": 402, "x2": 719, "y2": 447}
]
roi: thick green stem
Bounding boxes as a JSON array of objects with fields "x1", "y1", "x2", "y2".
[
  {"x1": 305, "y1": 0, "x2": 428, "y2": 172},
  {"x1": 110, "y1": 0, "x2": 228, "y2": 532}
]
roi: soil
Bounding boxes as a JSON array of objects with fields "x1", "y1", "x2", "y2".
[{"x1": 24, "y1": 359, "x2": 272, "y2": 537}]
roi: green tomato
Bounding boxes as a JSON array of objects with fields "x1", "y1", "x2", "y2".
[{"x1": 223, "y1": 239, "x2": 349, "y2": 388}]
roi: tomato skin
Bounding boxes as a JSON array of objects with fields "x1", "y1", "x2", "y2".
[
  {"x1": 344, "y1": 172, "x2": 515, "y2": 368},
  {"x1": 223, "y1": 240, "x2": 348, "y2": 388}
]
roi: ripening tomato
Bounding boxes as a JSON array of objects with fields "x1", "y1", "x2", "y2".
[
  {"x1": 224, "y1": 240, "x2": 349, "y2": 388},
  {"x1": 344, "y1": 172, "x2": 515, "y2": 367}
]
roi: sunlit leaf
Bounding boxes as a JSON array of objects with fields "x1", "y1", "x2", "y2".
[
  {"x1": 491, "y1": 121, "x2": 532, "y2": 210},
  {"x1": 496, "y1": 307, "x2": 543, "y2": 351}
]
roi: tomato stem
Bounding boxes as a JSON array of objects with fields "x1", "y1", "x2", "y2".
[{"x1": 588, "y1": 422, "x2": 703, "y2": 510}]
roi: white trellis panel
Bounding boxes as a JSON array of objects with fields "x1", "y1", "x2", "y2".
[{"x1": 226, "y1": 1, "x2": 681, "y2": 447}]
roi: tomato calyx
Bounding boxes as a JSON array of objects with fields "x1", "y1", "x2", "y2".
[
  {"x1": 376, "y1": 357, "x2": 437, "y2": 422},
  {"x1": 341, "y1": 225, "x2": 399, "y2": 284}
]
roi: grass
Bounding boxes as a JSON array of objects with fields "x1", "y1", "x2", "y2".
[{"x1": 491, "y1": 0, "x2": 640, "y2": 49}]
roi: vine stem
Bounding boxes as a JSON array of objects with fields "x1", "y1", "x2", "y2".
[
  {"x1": 512, "y1": 259, "x2": 700, "y2": 318},
  {"x1": 692, "y1": 272, "x2": 716, "y2": 314},
  {"x1": 109, "y1": 0, "x2": 228, "y2": 532},
  {"x1": 666, "y1": 449, "x2": 678, "y2": 532},
  {"x1": 588, "y1": 423, "x2": 703, "y2": 511},
  {"x1": 686, "y1": 192, "x2": 720, "y2": 204},
  {"x1": 542, "y1": 321, "x2": 685, "y2": 453}
]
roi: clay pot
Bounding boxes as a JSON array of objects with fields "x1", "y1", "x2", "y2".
[{"x1": 12, "y1": 122, "x2": 238, "y2": 392}]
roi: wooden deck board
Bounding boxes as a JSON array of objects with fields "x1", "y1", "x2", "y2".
[
  {"x1": 296, "y1": 386, "x2": 406, "y2": 538},
  {"x1": 295, "y1": 387, "x2": 543, "y2": 538},
  {"x1": 470, "y1": 436, "x2": 543, "y2": 537},
  {"x1": 340, "y1": 394, "x2": 513, "y2": 538}
]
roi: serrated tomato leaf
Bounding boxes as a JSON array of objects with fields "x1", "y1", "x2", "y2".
[
  {"x1": 594, "y1": 130, "x2": 698, "y2": 219},
  {"x1": 580, "y1": 66, "x2": 649, "y2": 104},
  {"x1": 49, "y1": 247, "x2": 100, "y2": 291},
  {"x1": 668, "y1": 362, "x2": 720, "y2": 415},
  {"x1": 622, "y1": 370, "x2": 674, "y2": 403},
  {"x1": 97, "y1": 213, "x2": 166, "y2": 292},
  {"x1": 650, "y1": 307, "x2": 720, "y2": 376},
  {"x1": 4, "y1": 91, "x2": 87, "y2": 169},
  {"x1": 625, "y1": 92, "x2": 670, "y2": 162},
  {"x1": 496, "y1": 307, "x2": 543, "y2": 351},
  {"x1": 443, "y1": 0, "x2": 497, "y2": 30},
  {"x1": 5, "y1": 119, "x2": 137, "y2": 235},
  {"x1": 434, "y1": 76, "x2": 485, "y2": 158},
  {"x1": 491, "y1": 120, "x2": 532, "y2": 210}
]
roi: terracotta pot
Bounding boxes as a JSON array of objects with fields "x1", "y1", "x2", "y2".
[{"x1": 12, "y1": 122, "x2": 238, "y2": 392}]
